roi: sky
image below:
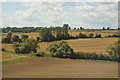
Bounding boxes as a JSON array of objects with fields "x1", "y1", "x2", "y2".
[{"x1": 0, "y1": 1, "x2": 118, "y2": 29}]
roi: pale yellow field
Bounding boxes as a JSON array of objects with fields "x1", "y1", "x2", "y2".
[{"x1": 2, "y1": 38, "x2": 118, "y2": 53}]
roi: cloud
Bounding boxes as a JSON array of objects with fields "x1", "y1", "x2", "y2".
[{"x1": 1, "y1": 2, "x2": 118, "y2": 29}]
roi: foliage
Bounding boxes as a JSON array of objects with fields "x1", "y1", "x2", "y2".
[
  {"x1": 70, "y1": 52, "x2": 110, "y2": 60},
  {"x1": 78, "y1": 33, "x2": 87, "y2": 38},
  {"x1": 2, "y1": 37, "x2": 12, "y2": 43},
  {"x1": 1, "y1": 48, "x2": 6, "y2": 51},
  {"x1": 36, "y1": 37, "x2": 41, "y2": 42},
  {"x1": 89, "y1": 33, "x2": 94, "y2": 38},
  {"x1": 12, "y1": 35, "x2": 22, "y2": 42},
  {"x1": 95, "y1": 34, "x2": 101, "y2": 38},
  {"x1": 13, "y1": 38, "x2": 39, "y2": 54},
  {"x1": 39, "y1": 28, "x2": 55, "y2": 42},
  {"x1": 47, "y1": 41, "x2": 74, "y2": 58},
  {"x1": 36, "y1": 51, "x2": 45, "y2": 57},
  {"x1": 2, "y1": 32, "x2": 13, "y2": 43},
  {"x1": 21, "y1": 34, "x2": 28, "y2": 41},
  {"x1": 107, "y1": 40, "x2": 120, "y2": 61}
]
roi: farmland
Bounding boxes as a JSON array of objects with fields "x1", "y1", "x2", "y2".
[
  {"x1": 2, "y1": 37, "x2": 118, "y2": 53},
  {"x1": 2, "y1": 30, "x2": 119, "y2": 78}
]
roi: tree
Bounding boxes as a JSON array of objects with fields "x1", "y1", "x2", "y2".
[
  {"x1": 74, "y1": 27, "x2": 76, "y2": 29},
  {"x1": 13, "y1": 38, "x2": 39, "y2": 54},
  {"x1": 39, "y1": 28, "x2": 55, "y2": 42},
  {"x1": 36, "y1": 37, "x2": 41, "y2": 42},
  {"x1": 2, "y1": 37, "x2": 11, "y2": 43},
  {"x1": 68, "y1": 27, "x2": 71, "y2": 29},
  {"x1": 6, "y1": 31, "x2": 13, "y2": 38},
  {"x1": 62, "y1": 24, "x2": 69, "y2": 39},
  {"x1": 78, "y1": 33, "x2": 87, "y2": 38},
  {"x1": 95, "y1": 34, "x2": 101, "y2": 38},
  {"x1": 103, "y1": 27, "x2": 105, "y2": 30},
  {"x1": 12, "y1": 35, "x2": 21, "y2": 42},
  {"x1": 21, "y1": 34, "x2": 28, "y2": 41},
  {"x1": 118, "y1": 27, "x2": 120, "y2": 30},
  {"x1": 107, "y1": 40, "x2": 120, "y2": 61},
  {"x1": 107, "y1": 27, "x2": 110, "y2": 30},
  {"x1": 89, "y1": 33, "x2": 94, "y2": 38},
  {"x1": 2, "y1": 32, "x2": 13, "y2": 43},
  {"x1": 47, "y1": 41, "x2": 74, "y2": 58}
]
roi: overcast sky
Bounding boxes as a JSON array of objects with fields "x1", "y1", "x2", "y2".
[{"x1": 0, "y1": 1, "x2": 118, "y2": 29}]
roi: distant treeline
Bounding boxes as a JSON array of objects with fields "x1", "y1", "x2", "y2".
[{"x1": 2, "y1": 25, "x2": 120, "y2": 33}]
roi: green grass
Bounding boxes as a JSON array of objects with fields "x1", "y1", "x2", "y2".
[{"x1": 1, "y1": 51, "x2": 35, "y2": 64}]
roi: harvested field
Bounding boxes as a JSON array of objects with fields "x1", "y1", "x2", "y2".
[
  {"x1": 1, "y1": 30, "x2": 119, "y2": 39},
  {"x1": 2, "y1": 57, "x2": 118, "y2": 78},
  {"x1": 2, "y1": 38, "x2": 118, "y2": 53}
]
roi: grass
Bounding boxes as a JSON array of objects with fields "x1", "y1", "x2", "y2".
[
  {"x1": 1, "y1": 51, "x2": 35, "y2": 64},
  {"x1": 1, "y1": 51, "x2": 53, "y2": 64}
]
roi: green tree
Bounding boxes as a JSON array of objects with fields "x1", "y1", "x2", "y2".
[
  {"x1": 39, "y1": 28, "x2": 55, "y2": 42},
  {"x1": 62, "y1": 24, "x2": 69, "y2": 39},
  {"x1": 6, "y1": 31, "x2": 13, "y2": 38},
  {"x1": 2, "y1": 37, "x2": 11, "y2": 43},
  {"x1": 2, "y1": 32, "x2": 13, "y2": 43},
  {"x1": 95, "y1": 34, "x2": 101, "y2": 38},
  {"x1": 21, "y1": 34, "x2": 28, "y2": 41},
  {"x1": 13, "y1": 38, "x2": 39, "y2": 54},
  {"x1": 12, "y1": 35, "x2": 21, "y2": 42},
  {"x1": 78, "y1": 33, "x2": 87, "y2": 38},
  {"x1": 107, "y1": 40, "x2": 120, "y2": 61},
  {"x1": 47, "y1": 41, "x2": 74, "y2": 58},
  {"x1": 89, "y1": 33, "x2": 94, "y2": 38},
  {"x1": 36, "y1": 37, "x2": 41, "y2": 42}
]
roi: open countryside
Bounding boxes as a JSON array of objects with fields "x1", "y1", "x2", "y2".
[{"x1": 1, "y1": 2, "x2": 119, "y2": 79}]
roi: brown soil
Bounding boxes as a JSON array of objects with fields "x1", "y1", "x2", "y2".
[{"x1": 2, "y1": 57, "x2": 118, "y2": 78}]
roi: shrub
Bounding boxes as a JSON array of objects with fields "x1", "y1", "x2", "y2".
[
  {"x1": 2, "y1": 37, "x2": 11, "y2": 43},
  {"x1": 36, "y1": 37, "x2": 41, "y2": 42},
  {"x1": 21, "y1": 34, "x2": 28, "y2": 41},
  {"x1": 70, "y1": 52, "x2": 110, "y2": 60},
  {"x1": 12, "y1": 35, "x2": 22, "y2": 43},
  {"x1": 13, "y1": 38, "x2": 39, "y2": 54},
  {"x1": 1, "y1": 48, "x2": 6, "y2": 51},
  {"x1": 36, "y1": 51, "x2": 45, "y2": 57},
  {"x1": 89, "y1": 33, "x2": 94, "y2": 38},
  {"x1": 2, "y1": 32, "x2": 13, "y2": 43},
  {"x1": 95, "y1": 34, "x2": 101, "y2": 38},
  {"x1": 78, "y1": 33, "x2": 87, "y2": 38},
  {"x1": 47, "y1": 41, "x2": 74, "y2": 58},
  {"x1": 107, "y1": 40, "x2": 120, "y2": 61}
]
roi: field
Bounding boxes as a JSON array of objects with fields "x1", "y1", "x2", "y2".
[
  {"x1": 3, "y1": 57, "x2": 118, "y2": 78},
  {"x1": 1, "y1": 30, "x2": 119, "y2": 78},
  {"x1": 2, "y1": 38, "x2": 118, "y2": 53},
  {"x1": 1, "y1": 30, "x2": 119, "y2": 39}
]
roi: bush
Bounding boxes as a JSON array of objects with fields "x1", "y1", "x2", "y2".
[
  {"x1": 1, "y1": 48, "x2": 6, "y2": 51},
  {"x1": 12, "y1": 35, "x2": 22, "y2": 43},
  {"x1": 47, "y1": 41, "x2": 74, "y2": 58},
  {"x1": 36, "y1": 51, "x2": 45, "y2": 57},
  {"x1": 2, "y1": 37, "x2": 11, "y2": 43},
  {"x1": 21, "y1": 34, "x2": 28, "y2": 41},
  {"x1": 2, "y1": 32, "x2": 13, "y2": 43},
  {"x1": 78, "y1": 33, "x2": 87, "y2": 38},
  {"x1": 95, "y1": 34, "x2": 101, "y2": 38},
  {"x1": 70, "y1": 52, "x2": 110, "y2": 60},
  {"x1": 107, "y1": 40, "x2": 120, "y2": 61},
  {"x1": 89, "y1": 33, "x2": 94, "y2": 38},
  {"x1": 13, "y1": 38, "x2": 39, "y2": 54}
]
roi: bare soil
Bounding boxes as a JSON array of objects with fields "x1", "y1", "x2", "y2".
[{"x1": 2, "y1": 57, "x2": 118, "y2": 78}]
